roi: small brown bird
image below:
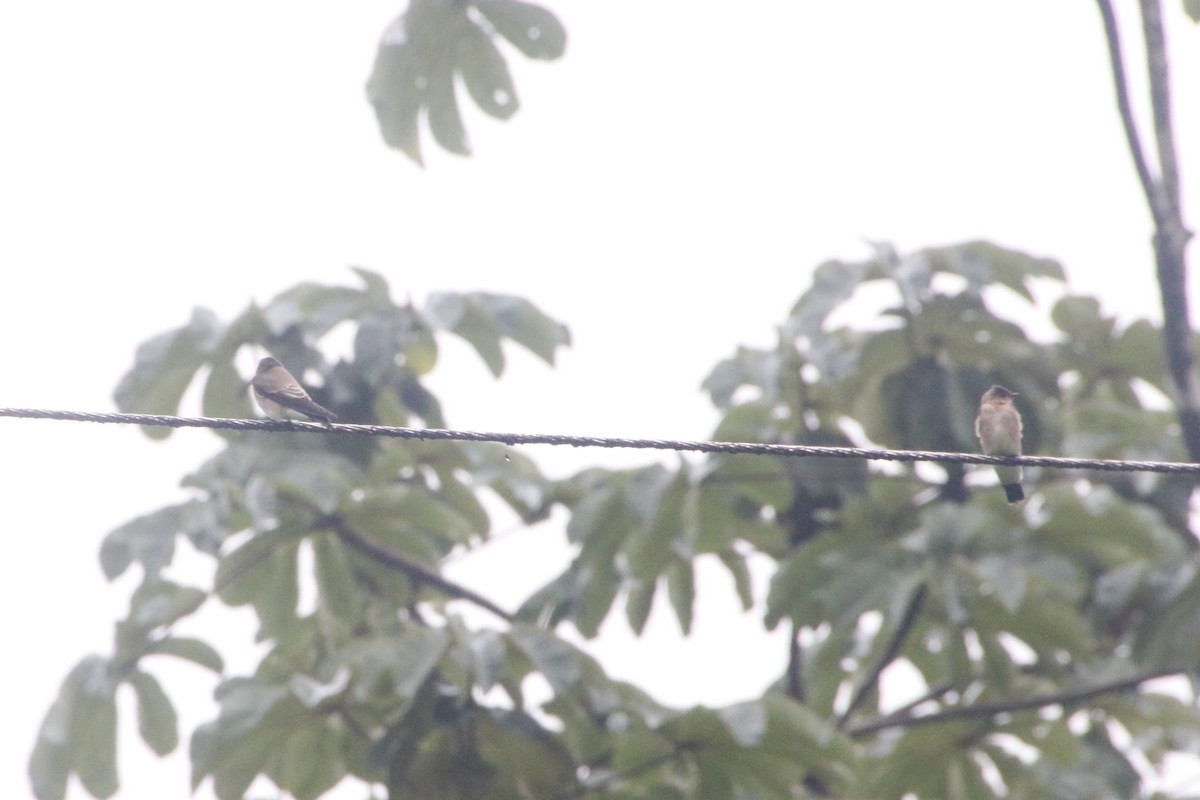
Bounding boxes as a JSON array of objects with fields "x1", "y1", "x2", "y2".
[
  {"x1": 975, "y1": 385, "x2": 1024, "y2": 503},
  {"x1": 251, "y1": 357, "x2": 337, "y2": 426}
]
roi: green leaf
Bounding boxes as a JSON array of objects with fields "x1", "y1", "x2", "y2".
[
  {"x1": 1134, "y1": 559, "x2": 1200, "y2": 668},
  {"x1": 262, "y1": 283, "x2": 372, "y2": 339},
  {"x1": 611, "y1": 726, "x2": 676, "y2": 774},
  {"x1": 69, "y1": 658, "x2": 120, "y2": 799},
  {"x1": 367, "y1": 32, "x2": 425, "y2": 164},
  {"x1": 346, "y1": 483, "x2": 480, "y2": 557},
  {"x1": 425, "y1": 292, "x2": 568, "y2": 374},
  {"x1": 311, "y1": 533, "x2": 361, "y2": 623},
  {"x1": 787, "y1": 257, "x2": 880, "y2": 339},
  {"x1": 623, "y1": 576, "x2": 656, "y2": 635},
  {"x1": 288, "y1": 668, "x2": 351, "y2": 710},
  {"x1": 1186, "y1": 0, "x2": 1200, "y2": 22},
  {"x1": 99, "y1": 507, "x2": 177, "y2": 580},
  {"x1": 473, "y1": 293, "x2": 571, "y2": 365},
  {"x1": 974, "y1": 554, "x2": 1028, "y2": 613},
  {"x1": 214, "y1": 529, "x2": 301, "y2": 639},
  {"x1": 695, "y1": 756, "x2": 735, "y2": 800},
  {"x1": 270, "y1": 452, "x2": 361, "y2": 516},
  {"x1": 403, "y1": 326, "x2": 439, "y2": 375},
  {"x1": 268, "y1": 715, "x2": 348, "y2": 800},
  {"x1": 864, "y1": 722, "x2": 975, "y2": 796},
  {"x1": 717, "y1": 549, "x2": 754, "y2": 610},
  {"x1": 201, "y1": 358, "x2": 253, "y2": 421},
  {"x1": 144, "y1": 636, "x2": 224, "y2": 673},
  {"x1": 342, "y1": 628, "x2": 448, "y2": 701},
  {"x1": 474, "y1": 708, "x2": 577, "y2": 795},
  {"x1": 576, "y1": 557, "x2": 621, "y2": 638},
  {"x1": 660, "y1": 705, "x2": 735, "y2": 747},
  {"x1": 113, "y1": 308, "x2": 221, "y2": 437},
  {"x1": 351, "y1": 266, "x2": 391, "y2": 301},
  {"x1": 510, "y1": 626, "x2": 582, "y2": 692},
  {"x1": 1109, "y1": 319, "x2": 1168, "y2": 385},
  {"x1": 666, "y1": 560, "x2": 695, "y2": 635},
  {"x1": 1022, "y1": 715, "x2": 1086, "y2": 764},
  {"x1": 475, "y1": 0, "x2": 567, "y2": 59},
  {"x1": 366, "y1": 0, "x2": 561, "y2": 162},
  {"x1": 101, "y1": 499, "x2": 224, "y2": 580},
  {"x1": 717, "y1": 701, "x2": 768, "y2": 747},
  {"x1": 1036, "y1": 488, "x2": 1176, "y2": 568},
  {"x1": 1052, "y1": 295, "x2": 1118, "y2": 359},
  {"x1": 702, "y1": 452, "x2": 791, "y2": 511},
  {"x1": 460, "y1": 627, "x2": 506, "y2": 692},
  {"x1": 709, "y1": 398, "x2": 783, "y2": 443},
  {"x1": 763, "y1": 694, "x2": 856, "y2": 778},
  {"x1": 29, "y1": 686, "x2": 72, "y2": 800},
  {"x1": 432, "y1": 467, "x2": 490, "y2": 535},
  {"x1": 922, "y1": 240, "x2": 1065, "y2": 299},
  {"x1": 199, "y1": 679, "x2": 300, "y2": 800},
  {"x1": 1009, "y1": 595, "x2": 1093, "y2": 660},
  {"x1": 130, "y1": 670, "x2": 179, "y2": 756},
  {"x1": 621, "y1": 465, "x2": 682, "y2": 581},
  {"x1": 564, "y1": 474, "x2": 633, "y2": 547},
  {"x1": 425, "y1": 41, "x2": 470, "y2": 155},
  {"x1": 211, "y1": 678, "x2": 291, "y2": 739},
  {"x1": 389, "y1": 628, "x2": 450, "y2": 697},
  {"x1": 128, "y1": 579, "x2": 207, "y2": 631},
  {"x1": 457, "y1": 22, "x2": 518, "y2": 119},
  {"x1": 767, "y1": 542, "x2": 918, "y2": 629},
  {"x1": 880, "y1": 356, "x2": 968, "y2": 452},
  {"x1": 426, "y1": 292, "x2": 504, "y2": 375}
]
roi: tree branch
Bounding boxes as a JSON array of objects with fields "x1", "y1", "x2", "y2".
[
  {"x1": 845, "y1": 668, "x2": 1179, "y2": 737},
  {"x1": 1139, "y1": 0, "x2": 1181, "y2": 212},
  {"x1": 324, "y1": 513, "x2": 514, "y2": 622},
  {"x1": 878, "y1": 680, "x2": 956, "y2": 722},
  {"x1": 786, "y1": 621, "x2": 805, "y2": 702},
  {"x1": 837, "y1": 583, "x2": 927, "y2": 729},
  {"x1": 1095, "y1": 0, "x2": 1199, "y2": 461},
  {"x1": 1137, "y1": 0, "x2": 1200, "y2": 460},
  {"x1": 1094, "y1": 0, "x2": 1160, "y2": 219}
]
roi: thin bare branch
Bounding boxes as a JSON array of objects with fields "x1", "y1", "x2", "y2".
[
  {"x1": 837, "y1": 584, "x2": 928, "y2": 729},
  {"x1": 845, "y1": 668, "x2": 1179, "y2": 737},
  {"x1": 1139, "y1": 0, "x2": 1182, "y2": 211},
  {"x1": 786, "y1": 622, "x2": 805, "y2": 702},
  {"x1": 327, "y1": 513, "x2": 514, "y2": 622},
  {"x1": 1093, "y1": 0, "x2": 1161, "y2": 219},
  {"x1": 1094, "y1": 0, "x2": 1199, "y2": 462}
]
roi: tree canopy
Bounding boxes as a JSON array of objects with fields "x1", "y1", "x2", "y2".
[
  {"x1": 30, "y1": 243, "x2": 1200, "y2": 799},
  {"x1": 28, "y1": 1, "x2": 1200, "y2": 799}
]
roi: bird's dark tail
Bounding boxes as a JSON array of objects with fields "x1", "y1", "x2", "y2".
[{"x1": 1003, "y1": 483, "x2": 1025, "y2": 504}]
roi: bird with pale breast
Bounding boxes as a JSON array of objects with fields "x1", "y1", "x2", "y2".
[
  {"x1": 251, "y1": 357, "x2": 337, "y2": 426},
  {"x1": 975, "y1": 384, "x2": 1024, "y2": 503}
]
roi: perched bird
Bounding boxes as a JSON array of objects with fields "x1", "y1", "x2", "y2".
[
  {"x1": 975, "y1": 385, "x2": 1024, "y2": 503},
  {"x1": 251, "y1": 357, "x2": 337, "y2": 426}
]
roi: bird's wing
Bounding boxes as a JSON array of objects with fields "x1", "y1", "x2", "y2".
[
  {"x1": 257, "y1": 384, "x2": 335, "y2": 420},
  {"x1": 974, "y1": 411, "x2": 989, "y2": 441}
]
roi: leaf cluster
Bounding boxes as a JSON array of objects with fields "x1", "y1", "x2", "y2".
[
  {"x1": 527, "y1": 241, "x2": 1200, "y2": 798},
  {"x1": 367, "y1": 0, "x2": 567, "y2": 163},
  {"x1": 31, "y1": 243, "x2": 1200, "y2": 800}
]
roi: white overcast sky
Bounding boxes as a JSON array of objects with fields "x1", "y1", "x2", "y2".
[{"x1": 2, "y1": 2, "x2": 1198, "y2": 799}]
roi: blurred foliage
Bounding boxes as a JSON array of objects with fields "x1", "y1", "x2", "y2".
[
  {"x1": 367, "y1": 0, "x2": 567, "y2": 164},
  {"x1": 30, "y1": 244, "x2": 1200, "y2": 800}
]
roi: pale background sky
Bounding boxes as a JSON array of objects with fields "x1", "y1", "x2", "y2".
[{"x1": 2, "y1": 2, "x2": 1198, "y2": 798}]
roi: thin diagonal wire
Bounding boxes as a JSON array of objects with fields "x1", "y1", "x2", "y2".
[
  {"x1": 7, "y1": 407, "x2": 1200, "y2": 474},
  {"x1": 2, "y1": 406, "x2": 1199, "y2": 475}
]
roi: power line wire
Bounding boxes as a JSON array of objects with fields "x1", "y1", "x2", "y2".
[{"x1": 1, "y1": 406, "x2": 1197, "y2": 476}]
